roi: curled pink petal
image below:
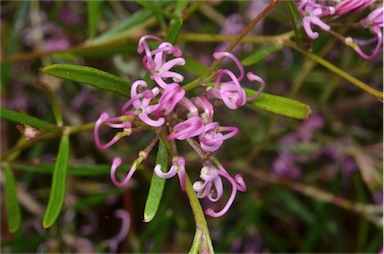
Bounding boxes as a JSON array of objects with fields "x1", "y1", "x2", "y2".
[
  {"x1": 167, "y1": 116, "x2": 204, "y2": 140},
  {"x1": 246, "y1": 72, "x2": 265, "y2": 101},
  {"x1": 110, "y1": 157, "x2": 137, "y2": 188},
  {"x1": 213, "y1": 52, "x2": 245, "y2": 81}
]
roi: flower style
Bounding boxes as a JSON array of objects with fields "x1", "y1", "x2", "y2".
[
  {"x1": 94, "y1": 112, "x2": 132, "y2": 150},
  {"x1": 192, "y1": 96, "x2": 214, "y2": 124},
  {"x1": 246, "y1": 72, "x2": 266, "y2": 101},
  {"x1": 155, "y1": 156, "x2": 186, "y2": 191},
  {"x1": 199, "y1": 122, "x2": 239, "y2": 152},
  {"x1": 193, "y1": 161, "x2": 247, "y2": 217},
  {"x1": 109, "y1": 157, "x2": 136, "y2": 188}
]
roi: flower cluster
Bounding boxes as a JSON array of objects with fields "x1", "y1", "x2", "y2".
[
  {"x1": 94, "y1": 35, "x2": 266, "y2": 217},
  {"x1": 298, "y1": 0, "x2": 383, "y2": 59}
]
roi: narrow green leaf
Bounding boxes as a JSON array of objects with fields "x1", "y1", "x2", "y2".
[
  {"x1": 284, "y1": 0, "x2": 305, "y2": 46},
  {"x1": 0, "y1": 108, "x2": 53, "y2": 129},
  {"x1": 246, "y1": 89, "x2": 312, "y2": 120},
  {"x1": 35, "y1": 80, "x2": 63, "y2": 126},
  {"x1": 174, "y1": 0, "x2": 189, "y2": 17},
  {"x1": 93, "y1": 0, "x2": 172, "y2": 43},
  {"x1": 87, "y1": 0, "x2": 101, "y2": 40},
  {"x1": 11, "y1": 163, "x2": 130, "y2": 176},
  {"x1": 1, "y1": 1, "x2": 30, "y2": 88},
  {"x1": 134, "y1": 0, "x2": 179, "y2": 19},
  {"x1": 3, "y1": 164, "x2": 21, "y2": 233},
  {"x1": 183, "y1": 57, "x2": 208, "y2": 76},
  {"x1": 241, "y1": 44, "x2": 283, "y2": 66},
  {"x1": 41, "y1": 64, "x2": 131, "y2": 97},
  {"x1": 43, "y1": 135, "x2": 70, "y2": 228},
  {"x1": 164, "y1": 19, "x2": 183, "y2": 44},
  {"x1": 143, "y1": 140, "x2": 168, "y2": 223}
]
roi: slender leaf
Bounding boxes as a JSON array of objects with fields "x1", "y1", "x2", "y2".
[
  {"x1": 241, "y1": 44, "x2": 283, "y2": 66},
  {"x1": 42, "y1": 64, "x2": 131, "y2": 97},
  {"x1": 43, "y1": 135, "x2": 70, "y2": 228},
  {"x1": 174, "y1": 0, "x2": 189, "y2": 17},
  {"x1": 3, "y1": 164, "x2": 21, "y2": 233},
  {"x1": 134, "y1": 0, "x2": 178, "y2": 19},
  {"x1": 35, "y1": 80, "x2": 63, "y2": 126},
  {"x1": 87, "y1": 0, "x2": 101, "y2": 40},
  {"x1": 164, "y1": 19, "x2": 183, "y2": 44},
  {"x1": 93, "y1": 0, "x2": 172, "y2": 43},
  {"x1": 183, "y1": 57, "x2": 208, "y2": 76},
  {"x1": 11, "y1": 163, "x2": 131, "y2": 176},
  {"x1": 1, "y1": 1, "x2": 30, "y2": 88},
  {"x1": 143, "y1": 140, "x2": 168, "y2": 223},
  {"x1": 284, "y1": 0, "x2": 305, "y2": 46},
  {"x1": 0, "y1": 108, "x2": 53, "y2": 129},
  {"x1": 246, "y1": 89, "x2": 312, "y2": 120}
]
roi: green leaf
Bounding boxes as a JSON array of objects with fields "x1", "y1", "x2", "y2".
[
  {"x1": 246, "y1": 89, "x2": 312, "y2": 120},
  {"x1": 3, "y1": 163, "x2": 21, "y2": 233},
  {"x1": 11, "y1": 163, "x2": 130, "y2": 176},
  {"x1": 43, "y1": 135, "x2": 70, "y2": 228},
  {"x1": 0, "y1": 108, "x2": 54, "y2": 129},
  {"x1": 164, "y1": 18, "x2": 183, "y2": 44},
  {"x1": 183, "y1": 57, "x2": 208, "y2": 76},
  {"x1": 93, "y1": 0, "x2": 172, "y2": 43},
  {"x1": 134, "y1": 0, "x2": 178, "y2": 19},
  {"x1": 35, "y1": 80, "x2": 63, "y2": 126},
  {"x1": 87, "y1": 0, "x2": 101, "y2": 40},
  {"x1": 284, "y1": 0, "x2": 305, "y2": 47},
  {"x1": 41, "y1": 64, "x2": 131, "y2": 97},
  {"x1": 143, "y1": 140, "x2": 168, "y2": 223},
  {"x1": 174, "y1": 0, "x2": 189, "y2": 16},
  {"x1": 1, "y1": 1, "x2": 30, "y2": 89},
  {"x1": 241, "y1": 44, "x2": 283, "y2": 66}
]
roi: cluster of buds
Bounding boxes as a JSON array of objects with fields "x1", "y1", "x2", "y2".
[
  {"x1": 298, "y1": 0, "x2": 383, "y2": 59},
  {"x1": 94, "y1": 35, "x2": 265, "y2": 217}
]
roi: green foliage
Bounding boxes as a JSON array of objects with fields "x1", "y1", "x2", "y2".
[
  {"x1": 246, "y1": 90, "x2": 312, "y2": 120},
  {"x1": 144, "y1": 140, "x2": 168, "y2": 223},
  {"x1": 43, "y1": 135, "x2": 70, "y2": 228},
  {"x1": 3, "y1": 164, "x2": 22, "y2": 233},
  {"x1": 42, "y1": 64, "x2": 131, "y2": 97}
]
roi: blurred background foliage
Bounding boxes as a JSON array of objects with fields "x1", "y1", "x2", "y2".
[{"x1": 1, "y1": 0, "x2": 382, "y2": 253}]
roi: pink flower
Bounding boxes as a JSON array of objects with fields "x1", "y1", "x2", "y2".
[
  {"x1": 121, "y1": 80, "x2": 164, "y2": 127},
  {"x1": 154, "y1": 156, "x2": 186, "y2": 191},
  {"x1": 213, "y1": 52, "x2": 245, "y2": 81},
  {"x1": 94, "y1": 112, "x2": 132, "y2": 150},
  {"x1": 354, "y1": 7, "x2": 384, "y2": 60},
  {"x1": 298, "y1": 0, "x2": 335, "y2": 39},
  {"x1": 155, "y1": 83, "x2": 185, "y2": 117},
  {"x1": 199, "y1": 122, "x2": 239, "y2": 152},
  {"x1": 210, "y1": 69, "x2": 246, "y2": 110},
  {"x1": 150, "y1": 42, "x2": 186, "y2": 88},
  {"x1": 193, "y1": 162, "x2": 246, "y2": 217},
  {"x1": 246, "y1": 72, "x2": 266, "y2": 101},
  {"x1": 167, "y1": 116, "x2": 205, "y2": 140},
  {"x1": 192, "y1": 96, "x2": 214, "y2": 124},
  {"x1": 110, "y1": 157, "x2": 137, "y2": 188},
  {"x1": 335, "y1": 0, "x2": 375, "y2": 16}
]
